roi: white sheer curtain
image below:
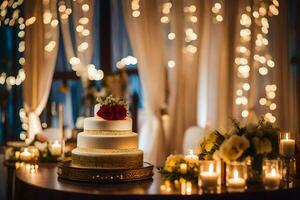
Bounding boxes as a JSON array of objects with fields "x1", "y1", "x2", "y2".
[
  {"x1": 24, "y1": 0, "x2": 59, "y2": 139},
  {"x1": 166, "y1": 0, "x2": 202, "y2": 154},
  {"x1": 123, "y1": 0, "x2": 167, "y2": 165},
  {"x1": 59, "y1": 0, "x2": 95, "y2": 86},
  {"x1": 195, "y1": 0, "x2": 298, "y2": 142},
  {"x1": 123, "y1": 0, "x2": 299, "y2": 164}
]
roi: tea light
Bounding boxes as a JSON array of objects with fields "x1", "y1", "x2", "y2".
[
  {"x1": 51, "y1": 140, "x2": 62, "y2": 156},
  {"x1": 280, "y1": 132, "x2": 295, "y2": 157},
  {"x1": 226, "y1": 161, "x2": 247, "y2": 192},
  {"x1": 263, "y1": 159, "x2": 281, "y2": 190},
  {"x1": 199, "y1": 163, "x2": 218, "y2": 189},
  {"x1": 20, "y1": 148, "x2": 32, "y2": 161},
  {"x1": 160, "y1": 180, "x2": 172, "y2": 192},
  {"x1": 264, "y1": 168, "x2": 281, "y2": 190},
  {"x1": 180, "y1": 163, "x2": 187, "y2": 174},
  {"x1": 186, "y1": 181, "x2": 192, "y2": 195},
  {"x1": 181, "y1": 179, "x2": 186, "y2": 195},
  {"x1": 185, "y1": 149, "x2": 199, "y2": 161},
  {"x1": 227, "y1": 169, "x2": 246, "y2": 190}
]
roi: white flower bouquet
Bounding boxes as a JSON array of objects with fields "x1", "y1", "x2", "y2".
[{"x1": 215, "y1": 118, "x2": 279, "y2": 182}]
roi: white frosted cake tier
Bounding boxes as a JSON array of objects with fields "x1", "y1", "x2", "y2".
[
  {"x1": 77, "y1": 132, "x2": 138, "y2": 150},
  {"x1": 84, "y1": 117, "x2": 132, "y2": 131},
  {"x1": 72, "y1": 148, "x2": 143, "y2": 169}
]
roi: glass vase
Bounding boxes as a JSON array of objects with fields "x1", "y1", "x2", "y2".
[{"x1": 246, "y1": 156, "x2": 263, "y2": 184}]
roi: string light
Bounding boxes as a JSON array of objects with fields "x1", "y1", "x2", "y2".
[
  {"x1": 234, "y1": 7, "x2": 252, "y2": 118},
  {"x1": 116, "y1": 56, "x2": 138, "y2": 69},
  {"x1": 131, "y1": 0, "x2": 140, "y2": 18},
  {"x1": 234, "y1": 1, "x2": 279, "y2": 123},
  {"x1": 168, "y1": 32, "x2": 176, "y2": 40},
  {"x1": 0, "y1": 0, "x2": 35, "y2": 89},
  {"x1": 59, "y1": 1, "x2": 101, "y2": 81},
  {"x1": 253, "y1": 1, "x2": 279, "y2": 123},
  {"x1": 167, "y1": 60, "x2": 175, "y2": 68},
  {"x1": 211, "y1": 1, "x2": 223, "y2": 23}
]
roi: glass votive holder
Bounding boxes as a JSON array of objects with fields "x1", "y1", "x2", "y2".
[
  {"x1": 20, "y1": 148, "x2": 33, "y2": 162},
  {"x1": 226, "y1": 161, "x2": 247, "y2": 192},
  {"x1": 198, "y1": 160, "x2": 220, "y2": 190},
  {"x1": 263, "y1": 159, "x2": 281, "y2": 190},
  {"x1": 49, "y1": 140, "x2": 62, "y2": 157},
  {"x1": 279, "y1": 132, "x2": 295, "y2": 158}
]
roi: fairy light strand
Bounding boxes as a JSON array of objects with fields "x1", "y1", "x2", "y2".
[
  {"x1": 234, "y1": 0, "x2": 279, "y2": 123},
  {"x1": 211, "y1": 1, "x2": 223, "y2": 23},
  {"x1": 59, "y1": 0, "x2": 103, "y2": 81},
  {"x1": 0, "y1": 0, "x2": 32, "y2": 89},
  {"x1": 183, "y1": 3, "x2": 198, "y2": 54}
]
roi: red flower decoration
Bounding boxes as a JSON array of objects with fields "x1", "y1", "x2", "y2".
[
  {"x1": 113, "y1": 105, "x2": 127, "y2": 120},
  {"x1": 97, "y1": 105, "x2": 114, "y2": 120},
  {"x1": 96, "y1": 105, "x2": 127, "y2": 120}
]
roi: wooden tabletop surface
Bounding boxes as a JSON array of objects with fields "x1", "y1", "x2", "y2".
[{"x1": 13, "y1": 163, "x2": 300, "y2": 200}]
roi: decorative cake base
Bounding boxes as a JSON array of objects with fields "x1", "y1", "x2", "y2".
[{"x1": 57, "y1": 159, "x2": 154, "y2": 183}]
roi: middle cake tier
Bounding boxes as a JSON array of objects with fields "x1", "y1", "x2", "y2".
[{"x1": 77, "y1": 132, "x2": 138, "y2": 150}]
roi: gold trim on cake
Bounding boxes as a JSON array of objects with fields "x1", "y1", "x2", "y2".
[
  {"x1": 72, "y1": 149, "x2": 143, "y2": 169},
  {"x1": 76, "y1": 147, "x2": 140, "y2": 153},
  {"x1": 84, "y1": 130, "x2": 132, "y2": 135}
]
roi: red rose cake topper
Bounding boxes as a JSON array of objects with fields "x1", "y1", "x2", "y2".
[{"x1": 96, "y1": 95, "x2": 128, "y2": 120}]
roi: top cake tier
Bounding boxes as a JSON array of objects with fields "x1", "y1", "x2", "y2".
[{"x1": 84, "y1": 117, "x2": 132, "y2": 132}]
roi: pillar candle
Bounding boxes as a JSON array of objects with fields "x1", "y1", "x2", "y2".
[{"x1": 280, "y1": 133, "x2": 295, "y2": 157}]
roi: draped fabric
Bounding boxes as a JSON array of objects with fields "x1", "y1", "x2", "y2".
[
  {"x1": 123, "y1": 0, "x2": 299, "y2": 164},
  {"x1": 194, "y1": 0, "x2": 298, "y2": 147},
  {"x1": 59, "y1": 0, "x2": 95, "y2": 86},
  {"x1": 269, "y1": 1, "x2": 299, "y2": 133},
  {"x1": 123, "y1": 0, "x2": 167, "y2": 165},
  {"x1": 24, "y1": 0, "x2": 59, "y2": 139},
  {"x1": 167, "y1": 0, "x2": 202, "y2": 154}
]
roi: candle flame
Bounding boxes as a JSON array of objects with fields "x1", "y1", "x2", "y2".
[
  {"x1": 271, "y1": 168, "x2": 277, "y2": 176},
  {"x1": 189, "y1": 149, "x2": 194, "y2": 156},
  {"x1": 233, "y1": 169, "x2": 239, "y2": 179},
  {"x1": 24, "y1": 148, "x2": 28, "y2": 153},
  {"x1": 209, "y1": 163, "x2": 214, "y2": 173},
  {"x1": 54, "y1": 140, "x2": 59, "y2": 145},
  {"x1": 285, "y1": 133, "x2": 289, "y2": 140}
]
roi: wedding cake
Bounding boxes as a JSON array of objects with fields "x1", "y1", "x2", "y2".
[{"x1": 71, "y1": 96, "x2": 143, "y2": 169}]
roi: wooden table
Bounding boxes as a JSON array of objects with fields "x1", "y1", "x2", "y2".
[{"x1": 15, "y1": 163, "x2": 300, "y2": 200}]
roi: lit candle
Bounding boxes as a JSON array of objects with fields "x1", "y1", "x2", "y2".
[
  {"x1": 185, "y1": 149, "x2": 199, "y2": 161},
  {"x1": 186, "y1": 181, "x2": 192, "y2": 195},
  {"x1": 280, "y1": 133, "x2": 295, "y2": 157},
  {"x1": 264, "y1": 168, "x2": 281, "y2": 190},
  {"x1": 180, "y1": 163, "x2": 187, "y2": 174},
  {"x1": 51, "y1": 140, "x2": 62, "y2": 156},
  {"x1": 227, "y1": 169, "x2": 246, "y2": 190},
  {"x1": 20, "y1": 148, "x2": 32, "y2": 161},
  {"x1": 200, "y1": 163, "x2": 218, "y2": 189},
  {"x1": 181, "y1": 179, "x2": 186, "y2": 195}
]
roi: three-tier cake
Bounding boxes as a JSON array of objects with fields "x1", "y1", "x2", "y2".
[
  {"x1": 71, "y1": 96, "x2": 143, "y2": 169},
  {"x1": 58, "y1": 96, "x2": 153, "y2": 183}
]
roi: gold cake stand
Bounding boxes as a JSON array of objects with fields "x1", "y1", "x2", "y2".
[{"x1": 57, "y1": 159, "x2": 154, "y2": 183}]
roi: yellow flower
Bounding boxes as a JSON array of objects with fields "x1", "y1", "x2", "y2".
[
  {"x1": 208, "y1": 131, "x2": 219, "y2": 143},
  {"x1": 163, "y1": 154, "x2": 185, "y2": 172},
  {"x1": 204, "y1": 142, "x2": 214, "y2": 152}
]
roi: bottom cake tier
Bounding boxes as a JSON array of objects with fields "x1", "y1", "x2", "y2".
[{"x1": 71, "y1": 148, "x2": 143, "y2": 169}]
